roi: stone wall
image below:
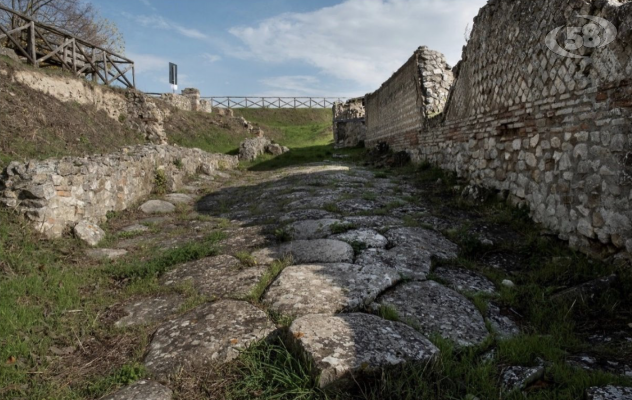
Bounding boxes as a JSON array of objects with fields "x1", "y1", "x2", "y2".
[
  {"x1": 365, "y1": 47, "x2": 453, "y2": 148},
  {"x1": 0, "y1": 145, "x2": 238, "y2": 238},
  {"x1": 333, "y1": 98, "x2": 366, "y2": 148},
  {"x1": 160, "y1": 88, "x2": 212, "y2": 113},
  {"x1": 363, "y1": 0, "x2": 632, "y2": 255}
]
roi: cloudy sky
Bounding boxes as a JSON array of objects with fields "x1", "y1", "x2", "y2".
[{"x1": 94, "y1": 0, "x2": 488, "y2": 98}]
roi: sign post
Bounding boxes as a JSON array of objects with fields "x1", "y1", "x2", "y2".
[{"x1": 169, "y1": 62, "x2": 178, "y2": 94}]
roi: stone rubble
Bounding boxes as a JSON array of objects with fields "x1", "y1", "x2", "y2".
[
  {"x1": 140, "y1": 200, "x2": 176, "y2": 214},
  {"x1": 586, "y1": 386, "x2": 632, "y2": 400},
  {"x1": 501, "y1": 365, "x2": 545, "y2": 393},
  {"x1": 74, "y1": 220, "x2": 105, "y2": 246}
]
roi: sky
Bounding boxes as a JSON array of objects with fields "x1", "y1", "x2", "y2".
[{"x1": 93, "y1": 0, "x2": 488, "y2": 98}]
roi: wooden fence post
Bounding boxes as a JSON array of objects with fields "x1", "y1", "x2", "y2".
[{"x1": 28, "y1": 21, "x2": 36, "y2": 66}]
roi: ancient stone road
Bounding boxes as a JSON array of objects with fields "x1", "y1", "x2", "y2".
[{"x1": 98, "y1": 162, "x2": 629, "y2": 399}]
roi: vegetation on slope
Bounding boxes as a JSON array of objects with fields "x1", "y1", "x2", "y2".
[{"x1": 0, "y1": 57, "x2": 144, "y2": 169}]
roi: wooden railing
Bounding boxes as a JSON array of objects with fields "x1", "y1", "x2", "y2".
[
  {"x1": 0, "y1": 4, "x2": 135, "y2": 88},
  {"x1": 204, "y1": 97, "x2": 346, "y2": 109}
]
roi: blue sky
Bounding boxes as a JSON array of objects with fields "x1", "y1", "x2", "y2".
[{"x1": 93, "y1": 0, "x2": 488, "y2": 98}]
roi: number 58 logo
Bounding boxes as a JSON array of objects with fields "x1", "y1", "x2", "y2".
[{"x1": 545, "y1": 15, "x2": 617, "y2": 59}]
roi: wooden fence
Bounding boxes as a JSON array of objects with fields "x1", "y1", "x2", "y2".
[
  {"x1": 0, "y1": 4, "x2": 135, "y2": 88},
  {"x1": 204, "y1": 97, "x2": 346, "y2": 109}
]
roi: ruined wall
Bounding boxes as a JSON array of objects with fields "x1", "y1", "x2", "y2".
[
  {"x1": 365, "y1": 47, "x2": 453, "y2": 148},
  {"x1": 364, "y1": 0, "x2": 632, "y2": 254},
  {"x1": 0, "y1": 145, "x2": 238, "y2": 238},
  {"x1": 160, "y1": 88, "x2": 212, "y2": 113},
  {"x1": 333, "y1": 97, "x2": 366, "y2": 148}
]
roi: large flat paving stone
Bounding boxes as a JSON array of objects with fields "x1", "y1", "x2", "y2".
[
  {"x1": 100, "y1": 379, "x2": 172, "y2": 400},
  {"x1": 288, "y1": 219, "x2": 342, "y2": 240},
  {"x1": 376, "y1": 280, "x2": 488, "y2": 347},
  {"x1": 279, "y1": 239, "x2": 354, "y2": 264},
  {"x1": 279, "y1": 209, "x2": 335, "y2": 223},
  {"x1": 586, "y1": 386, "x2": 632, "y2": 400},
  {"x1": 263, "y1": 263, "x2": 400, "y2": 318},
  {"x1": 115, "y1": 295, "x2": 186, "y2": 328},
  {"x1": 330, "y1": 229, "x2": 388, "y2": 249},
  {"x1": 434, "y1": 266, "x2": 497, "y2": 294},
  {"x1": 355, "y1": 247, "x2": 432, "y2": 280},
  {"x1": 144, "y1": 300, "x2": 274, "y2": 380},
  {"x1": 161, "y1": 255, "x2": 266, "y2": 299},
  {"x1": 288, "y1": 313, "x2": 439, "y2": 388},
  {"x1": 384, "y1": 227, "x2": 458, "y2": 259}
]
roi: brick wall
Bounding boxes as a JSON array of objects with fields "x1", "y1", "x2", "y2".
[{"x1": 362, "y1": 0, "x2": 632, "y2": 255}]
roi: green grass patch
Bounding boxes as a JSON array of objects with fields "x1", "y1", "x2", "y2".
[{"x1": 247, "y1": 257, "x2": 293, "y2": 303}]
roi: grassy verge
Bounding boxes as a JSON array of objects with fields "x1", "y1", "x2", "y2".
[{"x1": 0, "y1": 205, "x2": 227, "y2": 399}]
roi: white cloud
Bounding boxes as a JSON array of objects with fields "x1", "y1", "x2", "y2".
[
  {"x1": 259, "y1": 75, "x2": 323, "y2": 96},
  {"x1": 202, "y1": 53, "x2": 222, "y2": 64},
  {"x1": 229, "y1": 0, "x2": 487, "y2": 91},
  {"x1": 127, "y1": 52, "x2": 169, "y2": 73},
  {"x1": 138, "y1": 0, "x2": 156, "y2": 11},
  {"x1": 124, "y1": 13, "x2": 210, "y2": 41}
]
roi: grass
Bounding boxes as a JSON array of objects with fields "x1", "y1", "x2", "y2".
[
  {"x1": 247, "y1": 257, "x2": 293, "y2": 303},
  {"x1": 234, "y1": 251, "x2": 257, "y2": 268}
]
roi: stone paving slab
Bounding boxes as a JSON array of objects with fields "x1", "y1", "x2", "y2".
[
  {"x1": 433, "y1": 266, "x2": 497, "y2": 294},
  {"x1": 586, "y1": 386, "x2": 632, "y2": 400},
  {"x1": 501, "y1": 365, "x2": 545, "y2": 392},
  {"x1": 278, "y1": 239, "x2": 354, "y2": 264},
  {"x1": 342, "y1": 216, "x2": 404, "y2": 230},
  {"x1": 384, "y1": 228, "x2": 458, "y2": 260},
  {"x1": 86, "y1": 248, "x2": 128, "y2": 260},
  {"x1": 115, "y1": 295, "x2": 186, "y2": 328},
  {"x1": 288, "y1": 313, "x2": 439, "y2": 388},
  {"x1": 355, "y1": 247, "x2": 432, "y2": 280},
  {"x1": 288, "y1": 219, "x2": 342, "y2": 240},
  {"x1": 164, "y1": 193, "x2": 194, "y2": 204},
  {"x1": 263, "y1": 263, "x2": 400, "y2": 318},
  {"x1": 376, "y1": 280, "x2": 489, "y2": 347},
  {"x1": 161, "y1": 255, "x2": 266, "y2": 299},
  {"x1": 279, "y1": 209, "x2": 336, "y2": 223},
  {"x1": 486, "y1": 303, "x2": 520, "y2": 339},
  {"x1": 100, "y1": 379, "x2": 172, "y2": 400},
  {"x1": 144, "y1": 300, "x2": 274, "y2": 380},
  {"x1": 330, "y1": 229, "x2": 388, "y2": 249}
]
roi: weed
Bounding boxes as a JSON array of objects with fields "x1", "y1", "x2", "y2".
[
  {"x1": 375, "y1": 171, "x2": 388, "y2": 179},
  {"x1": 154, "y1": 169, "x2": 167, "y2": 195},
  {"x1": 323, "y1": 203, "x2": 341, "y2": 213},
  {"x1": 329, "y1": 222, "x2": 357, "y2": 234},
  {"x1": 235, "y1": 251, "x2": 257, "y2": 267},
  {"x1": 247, "y1": 257, "x2": 293, "y2": 302},
  {"x1": 274, "y1": 227, "x2": 293, "y2": 243},
  {"x1": 363, "y1": 192, "x2": 378, "y2": 201},
  {"x1": 118, "y1": 113, "x2": 127, "y2": 123},
  {"x1": 350, "y1": 240, "x2": 367, "y2": 255},
  {"x1": 377, "y1": 305, "x2": 400, "y2": 322},
  {"x1": 106, "y1": 231, "x2": 226, "y2": 280},
  {"x1": 173, "y1": 158, "x2": 184, "y2": 169}
]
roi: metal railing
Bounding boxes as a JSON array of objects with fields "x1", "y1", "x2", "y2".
[
  {"x1": 0, "y1": 4, "x2": 135, "y2": 88},
  {"x1": 203, "y1": 97, "x2": 346, "y2": 109}
]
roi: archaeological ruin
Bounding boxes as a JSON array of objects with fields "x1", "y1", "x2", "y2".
[{"x1": 341, "y1": 0, "x2": 632, "y2": 255}]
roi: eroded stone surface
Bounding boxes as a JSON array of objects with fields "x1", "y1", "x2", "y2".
[
  {"x1": 100, "y1": 379, "x2": 172, "y2": 400},
  {"x1": 140, "y1": 200, "x2": 175, "y2": 214},
  {"x1": 264, "y1": 263, "x2": 399, "y2": 318},
  {"x1": 377, "y1": 280, "x2": 488, "y2": 347},
  {"x1": 161, "y1": 255, "x2": 265, "y2": 299},
  {"x1": 586, "y1": 386, "x2": 632, "y2": 400},
  {"x1": 74, "y1": 220, "x2": 105, "y2": 246},
  {"x1": 355, "y1": 247, "x2": 432, "y2": 280},
  {"x1": 330, "y1": 229, "x2": 388, "y2": 249},
  {"x1": 384, "y1": 228, "x2": 458, "y2": 259},
  {"x1": 279, "y1": 209, "x2": 335, "y2": 223},
  {"x1": 278, "y1": 240, "x2": 354, "y2": 264},
  {"x1": 434, "y1": 266, "x2": 497, "y2": 294},
  {"x1": 115, "y1": 295, "x2": 185, "y2": 328},
  {"x1": 501, "y1": 365, "x2": 545, "y2": 392},
  {"x1": 288, "y1": 219, "x2": 341, "y2": 240},
  {"x1": 86, "y1": 248, "x2": 128, "y2": 260},
  {"x1": 288, "y1": 313, "x2": 439, "y2": 388},
  {"x1": 144, "y1": 300, "x2": 274, "y2": 380},
  {"x1": 486, "y1": 303, "x2": 520, "y2": 339},
  {"x1": 121, "y1": 224, "x2": 149, "y2": 233},
  {"x1": 164, "y1": 193, "x2": 194, "y2": 204}
]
